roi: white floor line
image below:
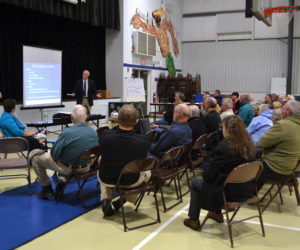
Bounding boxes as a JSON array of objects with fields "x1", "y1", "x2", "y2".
[
  {"x1": 183, "y1": 211, "x2": 300, "y2": 232},
  {"x1": 132, "y1": 204, "x2": 190, "y2": 250}
]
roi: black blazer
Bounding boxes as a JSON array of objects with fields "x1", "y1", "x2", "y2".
[
  {"x1": 198, "y1": 142, "x2": 256, "y2": 212},
  {"x1": 73, "y1": 79, "x2": 97, "y2": 106}
]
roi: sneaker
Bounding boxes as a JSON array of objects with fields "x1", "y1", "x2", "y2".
[
  {"x1": 38, "y1": 185, "x2": 54, "y2": 199},
  {"x1": 102, "y1": 199, "x2": 115, "y2": 217},
  {"x1": 207, "y1": 211, "x2": 224, "y2": 223},
  {"x1": 183, "y1": 218, "x2": 200, "y2": 231},
  {"x1": 54, "y1": 180, "x2": 67, "y2": 202}
]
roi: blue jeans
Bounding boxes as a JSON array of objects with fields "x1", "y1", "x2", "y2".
[{"x1": 151, "y1": 118, "x2": 169, "y2": 126}]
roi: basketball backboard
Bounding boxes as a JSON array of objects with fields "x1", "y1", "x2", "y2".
[{"x1": 246, "y1": 0, "x2": 272, "y2": 26}]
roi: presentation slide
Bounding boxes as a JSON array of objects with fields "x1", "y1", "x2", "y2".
[{"x1": 23, "y1": 46, "x2": 62, "y2": 108}]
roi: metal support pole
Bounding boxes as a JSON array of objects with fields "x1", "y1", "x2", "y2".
[{"x1": 287, "y1": 0, "x2": 295, "y2": 95}]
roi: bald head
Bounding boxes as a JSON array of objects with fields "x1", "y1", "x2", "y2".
[
  {"x1": 72, "y1": 105, "x2": 87, "y2": 123},
  {"x1": 173, "y1": 103, "x2": 190, "y2": 123}
]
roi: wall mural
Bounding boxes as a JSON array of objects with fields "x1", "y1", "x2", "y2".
[{"x1": 131, "y1": 1, "x2": 179, "y2": 76}]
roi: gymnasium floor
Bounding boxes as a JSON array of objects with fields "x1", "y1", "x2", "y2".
[
  {"x1": 1, "y1": 168, "x2": 299, "y2": 250},
  {"x1": 1, "y1": 125, "x2": 300, "y2": 250}
]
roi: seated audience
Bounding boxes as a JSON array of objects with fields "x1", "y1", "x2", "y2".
[
  {"x1": 247, "y1": 104, "x2": 273, "y2": 147},
  {"x1": 220, "y1": 98, "x2": 234, "y2": 121},
  {"x1": 257, "y1": 100, "x2": 300, "y2": 189},
  {"x1": 199, "y1": 94, "x2": 210, "y2": 117},
  {"x1": 271, "y1": 108, "x2": 282, "y2": 124},
  {"x1": 203, "y1": 91, "x2": 210, "y2": 96},
  {"x1": 264, "y1": 94, "x2": 273, "y2": 105},
  {"x1": 0, "y1": 98, "x2": 45, "y2": 151},
  {"x1": 98, "y1": 105, "x2": 151, "y2": 216},
  {"x1": 202, "y1": 97, "x2": 221, "y2": 134},
  {"x1": 287, "y1": 95, "x2": 295, "y2": 100},
  {"x1": 151, "y1": 92, "x2": 184, "y2": 126},
  {"x1": 150, "y1": 104, "x2": 192, "y2": 159},
  {"x1": 188, "y1": 105, "x2": 206, "y2": 142},
  {"x1": 232, "y1": 92, "x2": 240, "y2": 114},
  {"x1": 271, "y1": 93, "x2": 278, "y2": 102},
  {"x1": 272, "y1": 101, "x2": 282, "y2": 109},
  {"x1": 278, "y1": 94, "x2": 288, "y2": 105},
  {"x1": 214, "y1": 89, "x2": 222, "y2": 107},
  {"x1": 183, "y1": 116, "x2": 256, "y2": 230},
  {"x1": 238, "y1": 93, "x2": 255, "y2": 127},
  {"x1": 29, "y1": 105, "x2": 99, "y2": 199}
]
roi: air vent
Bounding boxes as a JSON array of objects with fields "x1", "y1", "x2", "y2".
[{"x1": 132, "y1": 31, "x2": 157, "y2": 57}]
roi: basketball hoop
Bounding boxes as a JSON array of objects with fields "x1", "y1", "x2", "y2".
[{"x1": 264, "y1": 6, "x2": 297, "y2": 36}]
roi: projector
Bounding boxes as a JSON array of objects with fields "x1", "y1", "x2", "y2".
[{"x1": 62, "y1": 0, "x2": 78, "y2": 4}]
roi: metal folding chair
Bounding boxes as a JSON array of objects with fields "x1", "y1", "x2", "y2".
[{"x1": 199, "y1": 161, "x2": 265, "y2": 248}]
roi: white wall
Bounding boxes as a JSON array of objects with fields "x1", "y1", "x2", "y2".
[
  {"x1": 182, "y1": 0, "x2": 300, "y2": 95},
  {"x1": 122, "y1": 0, "x2": 183, "y2": 110},
  {"x1": 182, "y1": 0, "x2": 296, "y2": 41}
]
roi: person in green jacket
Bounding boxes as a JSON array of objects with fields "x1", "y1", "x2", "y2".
[
  {"x1": 237, "y1": 93, "x2": 255, "y2": 127},
  {"x1": 257, "y1": 100, "x2": 300, "y2": 189}
]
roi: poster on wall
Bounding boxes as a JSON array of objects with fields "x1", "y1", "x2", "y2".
[{"x1": 131, "y1": 0, "x2": 179, "y2": 76}]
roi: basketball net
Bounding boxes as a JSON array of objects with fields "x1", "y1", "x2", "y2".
[
  {"x1": 265, "y1": 6, "x2": 296, "y2": 37},
  {"x1": 274, "y1": 11, "x2": 295, "y2": 36}
]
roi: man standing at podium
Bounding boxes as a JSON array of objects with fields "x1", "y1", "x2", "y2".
[{"x1": 72, "y1": 70, "x2": 101, "y2": 112}]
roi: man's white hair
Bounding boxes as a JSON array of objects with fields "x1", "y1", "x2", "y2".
[
  {"x1": 83, "y1": 69, "x2": 90, "y2": 76},
  {"x1": 286, "y1": 100, "x2": 300, "y2": 115},
  {"x1": 175, "y1": 104, "x2": 190, "y2": 117},
  {"x1": 272, "y1": 108, "x2": 282, "y2": 120},
  {"x1": 189, "y1": 105, "x2": 200, "y2": 117},
  {"x1": 72, "y1": 105, "x2": 87, "y2": 123},
  {"x1": 259, "y1": 104, "x2": 270, "y2": 112},
  {"x1": 240, "y1": 93, "x2": 250, "y2": 102},
  {"x1": 222, "y1": 98, "x2": 233, "y2": 109}
]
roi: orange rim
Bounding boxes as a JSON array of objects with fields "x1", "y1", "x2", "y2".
[{"x1": 264, "y1": 6, "x2": 297, "y2": 18}]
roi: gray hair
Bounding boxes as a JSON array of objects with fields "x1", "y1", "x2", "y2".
[
  {"x1": 287, "y1": 95, "x2": 295, "y2": 100},
  {"x1": 286, "y1": 100, "x2": 300, "y2": 115},
  {"x1": 175, "y1": 104, "x2": 190, "y2": 117},
  {"x1": 272, "y1": 108, "x2": 282, "y2": 120},
  {"x1": 222, "y1": 98, "x2": 233, "y2": 109},
  {"x1": 83, "y1": 70, "x2": 90, "y2": 76},
  {"x1": 240, "y1": 93, "x2": 251, "y2": 102},
  {"x1": 259, "y1": 104, "x2": 270, "y2": 112},
  {"x1": 205, "y1": 97, "x2": 217, "y2": 109},
  {"x1": 72, "y1": 105, "x2": 87, "y2": 123},
  {"x1": 189, "y1": 105, "x2": 200, "y2": 117}
]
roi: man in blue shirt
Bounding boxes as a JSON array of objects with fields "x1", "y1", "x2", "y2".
[
  {"x1": 150, "y1": 104, "x2": 192, "y2": 159},
  {"x1": 238, "y1": 93, "x2": 255, "y2": 127},
  {"x1": 29, "y1": 105, "x2": 99, "y2": 199},
  {"x1": 247, "y1": 104, "x2": 273, "y2": 147}
]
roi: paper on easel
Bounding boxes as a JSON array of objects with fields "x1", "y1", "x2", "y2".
[{"x1": 125, "y1": 78, "x2": 145, "y2": 102}]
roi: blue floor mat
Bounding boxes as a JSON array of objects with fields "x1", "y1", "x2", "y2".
[{"x1": 0, "y1": 177, "x2": 100, "y2": 250}]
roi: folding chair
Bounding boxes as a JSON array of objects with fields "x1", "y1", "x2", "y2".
[
  {"x1": 188, "y1": 134, "x2": 208, "y2": 177},
  {"x1": 199, "y1": 161, "x2": 265, "y2": 248},
  {"x1": 55, "y1": 146, "x2": 101, "y2": 209},
  {"x1": 103, "y1": 158, "x2": 160, "y2": 232},
  {"x1": 202, "y1": 130, "x2": 219, "y2": 159},
  {"x1": 260, "y1": 161, "x2": 300, "y2": 213},
  {"x1": 0, "y1": 137, "x2": 31, "y2": 194},
  {"x1": 151, "y1": 146, "x2": 185, "y2": 212}
]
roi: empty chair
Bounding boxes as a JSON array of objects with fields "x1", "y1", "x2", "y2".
[{"x1": 0, "y1": 137, "x2": 31, "y2": 194}]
